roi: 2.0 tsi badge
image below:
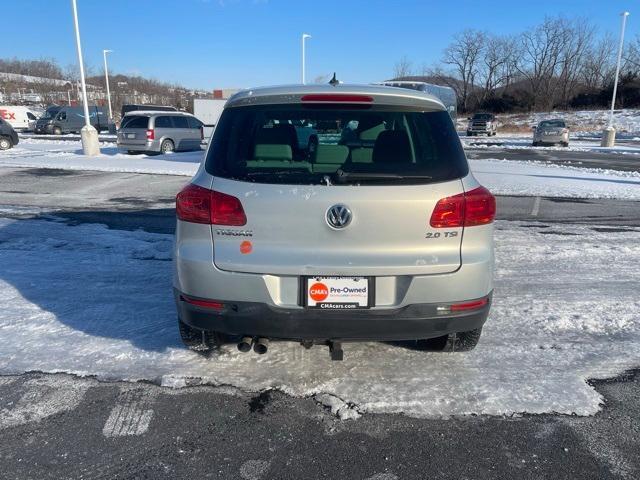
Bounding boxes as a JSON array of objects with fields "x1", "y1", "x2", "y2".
[{"x1": 326, "y1": 204, "x2": 352, "y2": 229}]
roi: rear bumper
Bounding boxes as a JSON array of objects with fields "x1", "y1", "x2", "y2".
[
  {"x1": 117, "y1": 139, "x2": 159, "y2": 152},
  {"x1": 534, "y1": 136, "x2": 567, "y2": 144},
  {"x1": 175, "y1": 288, "x2": 492, "y2": 341}
]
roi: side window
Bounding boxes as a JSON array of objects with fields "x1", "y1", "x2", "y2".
[
  {"x1": 172, "y1": 116, "x2": 189, "y2": 129},
  {"x1": 27, "y1": 112, "x2": 37, "y2": 120},
  {"x1": 57, "y1": 111, "x2": 67, "y2": 121},
  {"x1": 187, "y1": 116, "x2": 202, "y2": 129},
  {"x1": 154, "y1": 116, "x2": 172, "y2": 128}
]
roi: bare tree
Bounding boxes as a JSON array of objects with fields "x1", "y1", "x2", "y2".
[
  {"x1": 476, "y1": 35, "x2": 519, "y2": 103},
  {"x1": 515, "y1": 17, "x2": 569, "y2": 109},
  {"x1": 392, "y1": 56, "x2": 413, "y2": 79},
  {"x1": 442, "y1": 29, "x2": 485, "y2": 111},
  {"x1": 557, "y1": 18, "x2": 595, "y2": 107}
]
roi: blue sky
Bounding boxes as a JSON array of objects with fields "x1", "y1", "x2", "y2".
[{"x1": 5, "y1": 0, "x2": 638, "y2": 89}]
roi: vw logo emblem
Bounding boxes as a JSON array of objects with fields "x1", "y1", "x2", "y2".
[{"x1": 326, "y1": 204, "x2": 352, "y2": 229}]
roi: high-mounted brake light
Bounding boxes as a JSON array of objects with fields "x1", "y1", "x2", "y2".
[
  {"x1": 146, "y1": 128, "x2": 155, "y2": 140},
  {"x1": 301, "y1": 94, "x2": 374, "y2": 103},
  {"x1": 430, "y1": 186, "x2": 496, "y2": 228},
  {"x1": 176, "y1": 184, "x2": 247, "y2": 225}
]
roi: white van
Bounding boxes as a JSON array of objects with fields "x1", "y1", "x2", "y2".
[{"x1": 0, "y1": 106, "x2": 39, "y2": 131}]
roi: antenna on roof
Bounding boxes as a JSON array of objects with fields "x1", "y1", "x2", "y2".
[{"x1": 328, "y1": 73, "x2": 339, "y2": 86}]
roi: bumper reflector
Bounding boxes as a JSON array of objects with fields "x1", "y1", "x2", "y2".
[
  {"x1": 450, "y1": 298, "x2": 489, "y2": 312},
  {"x1": 180, "y1": 295, "x2": 224, "y2": 310}
]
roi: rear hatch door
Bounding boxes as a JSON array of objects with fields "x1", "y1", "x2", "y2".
[
  {"x1": 118, "y1": 115, "x2": 149, "y2": 146},
  {"x1": 207, "y1": 96, "x2": 469, "y2": 276}
]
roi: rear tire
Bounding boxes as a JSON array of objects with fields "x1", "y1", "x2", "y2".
[
  {"x1": 178, "y1": 318, "x2": 226, "y2": 352},
  {"x1": 0, "y1": 137, "x2": 12, "y2": 150},
  {"x1": 160, "y1": 139, "x2": 174, "y2": 154},
  {"x1": 561, "y1": 141, "x2": 569, "y2": 147},
  {"x1": 417, "y1": 328, "x2": 483, "y2": 353},
  {"x1": 53, "y1": 126, "x2": 62, "y2": 135}
]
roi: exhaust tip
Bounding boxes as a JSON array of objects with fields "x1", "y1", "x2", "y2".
[
  {"x1": 253, "y1": 338, "x2": 269, "y2": 355},
  {"x1": 237, "y1": 336, "x2": 253, "y2": 353}
]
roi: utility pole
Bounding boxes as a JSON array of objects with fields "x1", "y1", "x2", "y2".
[
  {"x1": 71, "y1": 0, "x2": 100, "y2": 155},
  {"x1": 302, "y1": 33, "x2": 311, "y2": 84},
  {"x1": 103, "y1": 49, "x2": 113, "y2": 121},
  {"x1": 602, "y1": 11, "x2": 630, "y2": 147}
]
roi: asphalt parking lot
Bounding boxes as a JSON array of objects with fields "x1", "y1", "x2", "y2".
[{"x1": 0, "y1": 165, "x2": 639, "y2": 479}]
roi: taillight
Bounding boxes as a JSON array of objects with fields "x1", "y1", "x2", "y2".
[
  {"x1": 146, "y1": 128, "x2": 155, "y2": 140},
  {"x1": 430, "y1": 193, "x2": 465, "y2": 228},
  {"x1": 176, "y1": 184, "x2": 247, "y2": 225},
  {"x1": 464, "y1": 186, "x2": 496, "y2": 226},
  {"x1": 211, "y1": 190, "x2": 247, "y2": 225},
  {"x1": 430, "y1": 186, "x2": 496, "y2": 228}
]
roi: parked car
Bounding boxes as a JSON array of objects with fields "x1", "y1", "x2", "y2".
[
  {"x1": 532, "y1": 119, "x2": 569, "y2": 147},
  {"x1": 0, "y1": 117, "x2": 19, "y2": 150},
  {"x1": 117, "y1": 111, "x2": 204, "y2": 154},
  {"x1": 466, "y1": 113, "x2": 497, "y2": 136},
  {"x1": 0, "y1": 105, "x2": 39, "y2": 131},
  {"x1": 121, "y1": 104, "x2": 177, "y2": 119},
  {"x1": 34, "y1": 105, "x2": 109, "y2": 134},
  {"x1": 173, "y1": 84, "x2": 496, "y2": 360}
]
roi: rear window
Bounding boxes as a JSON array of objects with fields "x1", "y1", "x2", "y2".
[
  {"x1": 205, "y1": 105, "x2": 467, "y2": 185},
  {"x1": 473, "y1": 113, "x2": 493, "y2": 120},
  {"x1": 121, "y1": 115, "x2": 149, "y2": 129},
  {"x1": 539, "y1": 120, "x2": 566, "y2": 128},
  {"x1": 187, "y1": 116, "x2": 203, "y2": 129}
]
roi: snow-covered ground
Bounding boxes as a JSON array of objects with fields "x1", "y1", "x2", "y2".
[
  {"x1": 2, "y1": 137, "x2": 640, "y2": 200},
  {"x1": 458, "y1": 108, "x2": 640, "y2": 137},
  {"x1": 0, "y1": 215, "x2": 638, "y2": 418},
  {"x1": 0, "y1": 138, "x2": 203, "y2": 176},
  {"x1": 461, "y1": 132, "x2": 640, "y2": 154}
]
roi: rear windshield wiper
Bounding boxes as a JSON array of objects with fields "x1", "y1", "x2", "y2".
[
  {"x1": 333, "y1": 169, "x2": 432, "y2": 183},
  {"x1": 244, "y1": 170, "x2": 308, "y2": 177}
]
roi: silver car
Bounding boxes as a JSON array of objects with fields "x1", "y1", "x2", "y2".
[
  {"x1": 173, "y1": 84, "x2": 496, "y2": 360},
  {"x1": 117, "y1": 111, "x2": 203, "y2": 154},
  {"x1": 532, "y1": 119, "x2": 569, "y2": 147}
]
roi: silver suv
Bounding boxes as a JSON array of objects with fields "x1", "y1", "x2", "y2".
[
  {"x1": 173, "y1": 85, "x2": 495, "y2": 360},
  {"x1": 117, "y1": 111, "x2": 203, "y2": 154}
]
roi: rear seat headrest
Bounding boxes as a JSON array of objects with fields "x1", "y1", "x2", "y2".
[{"x1": 372, "y1": 130, "x2": 412, "y2": 164}]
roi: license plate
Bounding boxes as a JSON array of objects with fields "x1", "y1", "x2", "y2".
[
  {"x1": 127, "y1": 133, "x2": 135, "y2": 139},
  {"x1": 304, "y1": 276, "x2": 371, "y2": 309}
]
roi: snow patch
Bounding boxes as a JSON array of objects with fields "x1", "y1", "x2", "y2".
[{"x1": 0, "y1": 216, "x2": 639, "y2": 418}]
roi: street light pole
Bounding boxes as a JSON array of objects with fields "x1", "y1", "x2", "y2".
[
  {"x1": 302, "y1": 33, "x2": 311, "y2": 84},
  {"x1": 103, "y1": 49, "x2": 113, "y2": 121},
  {"x1": 602, "y1": 11, "x2": 630, "y2": 147},
  {"x1": 71, "y1": 0, "x2": 100, "y2": 155}
]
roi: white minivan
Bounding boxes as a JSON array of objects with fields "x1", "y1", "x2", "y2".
[{"x1": 0, "y1": 106, "x2": 39, "y2": 131}]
